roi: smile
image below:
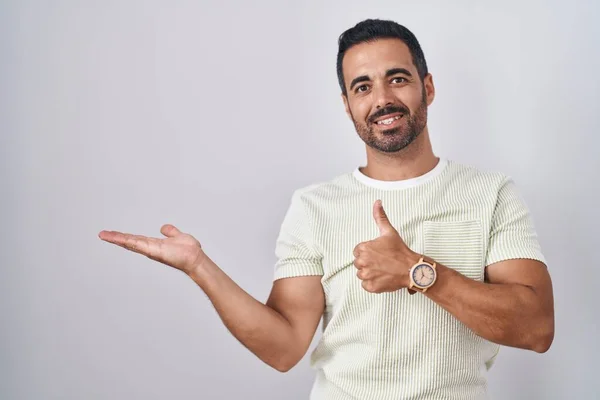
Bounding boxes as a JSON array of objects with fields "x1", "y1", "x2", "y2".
[{"x1": 373, "y1": 113, "x2": 404, "y2": 127}]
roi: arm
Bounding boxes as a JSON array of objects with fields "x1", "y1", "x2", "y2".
[
  {"x1": 422, "y1": 177, "x2": 554, "y2": 352},
  {"x1": 188, "y1": 257, "x2": 324, "y2": 372},
  {"x1": 355, "y1": 180, "x2": 554, "y2": 353},
  {"x1": 99, "y1": 191, "x2": 324, "y2": 372},
  {"x1": 187, "y1": 190, "x2": 325, "y2": 371},
  {"x1": 422, "y1": 257, "x2": 554, "y2": 353}
]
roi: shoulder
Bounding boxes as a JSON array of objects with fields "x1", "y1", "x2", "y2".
[
  {"x1": 443, "y1": 159, "x2": 513, "y2": 194},
  {"x1": 290, "y1": 172, "x2": 356, "y2": 204}
]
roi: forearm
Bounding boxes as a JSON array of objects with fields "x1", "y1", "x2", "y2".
[
  {"x1": 187, "y1": 256, "x2": 297, "y2": 371},
  {"x1": 424, "y1": 262, "x2": 553, "y2": 352}
]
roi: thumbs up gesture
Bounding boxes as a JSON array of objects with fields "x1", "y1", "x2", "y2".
[{"x1": 353, "y1": 200, "x2": 419, "y2": 294}]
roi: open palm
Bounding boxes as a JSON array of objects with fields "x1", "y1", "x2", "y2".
[{"x1": 98, "y1": 224, "x2": 205, "y2": 274}]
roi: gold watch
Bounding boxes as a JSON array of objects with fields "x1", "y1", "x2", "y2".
[{"x1": 408, "y1": 256, "x2": 437, "y2": 292}]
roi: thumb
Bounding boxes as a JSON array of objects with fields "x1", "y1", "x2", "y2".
[
  {"x1": 373, "y1": 200, "x2": 395, "y2": 236},
  {"x1": 160, "y1": 224, "x2": 182, "y2": 238}
]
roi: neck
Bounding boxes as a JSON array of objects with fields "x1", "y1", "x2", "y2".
[{"x1": 359, "y1": 127, "x2": 438, "y2": 181}]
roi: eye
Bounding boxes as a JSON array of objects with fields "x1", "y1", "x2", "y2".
[
  {"x1": 391, "y1": 77, "x2": 407, "y2": 84},
  {"x1": 356, "y1": 84, "x2": 370, "y2": 93}
]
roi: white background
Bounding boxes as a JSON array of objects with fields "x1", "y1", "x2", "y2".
[{"x1": 1, "y1": 0, "x2": 598, "y2": 399}]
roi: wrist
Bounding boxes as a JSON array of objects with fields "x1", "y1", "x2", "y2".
[
  {"x1": 407, "y1": 253, "x2": 438, "y2": 293},
  {"x1": 421, "y1": 254, "x2": 436, "y2": 265},
  {"x1": 402, "y1": 251, "x2": 422, "y2": 292},
  {"x1": 186, "y1": 252, "x2": 212, "y2": 280}
]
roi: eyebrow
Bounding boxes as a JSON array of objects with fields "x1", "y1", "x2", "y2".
[{"x1": 349, "y1": 68, "x2": 413, "y2": 91}]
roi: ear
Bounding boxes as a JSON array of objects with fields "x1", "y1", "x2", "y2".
[
  {"x1": 342, "y1": 93, "x2": 352, "y2": 120},
  {"x1": 423, "y1": 73, "x2": 435, "y2": 107}
]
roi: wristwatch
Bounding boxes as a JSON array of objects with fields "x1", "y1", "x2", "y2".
[{"x1": 408, "y1": 256, "x2": 437, "y2": 292}]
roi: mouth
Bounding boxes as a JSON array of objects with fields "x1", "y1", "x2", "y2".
[{"x1": 372, "y1": 113, "x2": 404, "y2": 129}]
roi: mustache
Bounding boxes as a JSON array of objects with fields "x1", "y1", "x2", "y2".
[{"x1": 368, "y1": 105, "x2": 409, "y2": 123}]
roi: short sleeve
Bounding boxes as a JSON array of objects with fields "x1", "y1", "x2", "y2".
[
  {"x1": 485, "y1": 177, "x2": 547, "y2": 267},
  {"x1": 273, "y1": 191, "x2": 324, "y2": 281}
]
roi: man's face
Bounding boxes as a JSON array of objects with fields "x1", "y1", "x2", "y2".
[{"x1": 341, "y1": 38, "x2": 435, "y2": 153}]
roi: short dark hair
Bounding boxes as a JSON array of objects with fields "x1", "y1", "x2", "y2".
[{"x1": 336, "y1": 19, "x2": 429, "y2": 96}]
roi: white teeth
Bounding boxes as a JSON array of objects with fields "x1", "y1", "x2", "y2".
[{"x1": 376, "y1": 115, "x2": 402, "y2": 125}]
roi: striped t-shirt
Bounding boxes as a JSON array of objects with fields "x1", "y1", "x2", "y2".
[{"x1": 273, "y1": 158, "x2": 546, "y2": 400}]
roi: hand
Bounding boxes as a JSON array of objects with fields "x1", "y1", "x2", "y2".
[
  {"x1": 98, "y1": 224, "x2": 207, "y2": 275},
  {"x1": 353, "y1": 200, "x2": 419, "y2": 294}
]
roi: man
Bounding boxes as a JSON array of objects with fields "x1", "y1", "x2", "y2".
[{"x1": 99, "y1": 19, "x2": 554, "y2": 399}]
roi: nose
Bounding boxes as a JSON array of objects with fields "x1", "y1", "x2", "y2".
[{"x1": 373, "y1": 83, "x2": 395, "y2": 109}]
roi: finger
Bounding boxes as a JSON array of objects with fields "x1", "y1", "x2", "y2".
[
  {"x1": 353, "y1": 257, "x2": 368, "y2": 269},
  {"x1": 361, "y1": 280, "x2": 378, "y2": 293},
  {"x1": 354, "y1": 242, "x2": 370, "y2": 257},
  {"x1": 99, "y1": 230, "x2": 135, "y2": 246},
  {"x1": 100, "y1": 230, "x2": 149, "y2": 246},
  {"x1": 99, "y1": 231, "x2": 158, "y2": 257},
  {"x1": 373, "y1": 200, "x2": 396, "y2": 236},
  {"x1": 98, "y1": 230, "x2": 115, "y2": 241},
  {"x1": 361, "y1": 280, "x2": 371, "y2": 292},
  {"x1": 160, "y1": 224, "x2": 182, "y2": 238},
  {"x1": 356, "y1": 269, "x2": 370, "y2": 280},
  {"x1": 120, "y1": 234, "x2": 148, "y2": 254}
]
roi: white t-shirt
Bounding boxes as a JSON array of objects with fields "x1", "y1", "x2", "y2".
[{"x1": 273, "y1": 158, "x2": 546, "y2": 400}]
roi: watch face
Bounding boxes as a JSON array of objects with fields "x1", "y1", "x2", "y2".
[{"x1": 412, "y1": 263, "x2": 435, "y2": 287}]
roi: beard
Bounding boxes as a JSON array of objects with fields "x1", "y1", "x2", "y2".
[{"x1": 351, "y1": 95, "x2": 428, "y2": 154}]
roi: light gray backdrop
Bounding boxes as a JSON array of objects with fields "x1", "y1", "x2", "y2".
[{"x1": 1, "y1": 0, "x2": 598, "y2": 399}]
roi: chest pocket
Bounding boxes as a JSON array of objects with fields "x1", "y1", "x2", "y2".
[{"x1": 423, "y1": 220, "x2": 485, "y2": 281}]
